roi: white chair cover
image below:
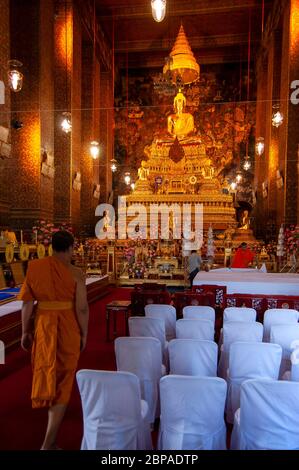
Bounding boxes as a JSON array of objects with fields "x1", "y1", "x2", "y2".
[
  {"x1": 183, "y1": 306, "x2": 215, "y2": 325},
  {"x1": 168, "y1": 339, "x2": 217, "y2": 377},
  {"x1": 115, "y1": 337, "x2": 163, "y2": 423},
  {"x1": 218, "y1": 321, "x2": 263, "y2": 379},
  {"x1": 158, "y1": 376, "x2": 227, "y2": 450},
  {"x1": 176, "y1": 318, "x2": 214, "y2": 341},
  {"x1": 226, "y1": 342, "x2": 282, "y2": 423},
  {"x1": 129, "y1": 316, "x2": 168, "y2": 367},
  {"x1": 223, "y1": 307, "x2": 256, "y2": 323},
  {"x1": 76, "y1": 370, "x2": 152, "y2": 450},
  {"x1": 263, "y1": 308, "x2": 299, "y2": 342},
  {"x1": 219, "y1": 308, "x2": 257, "y2": 348},
  {"x1": 145, "y1": 304, "x2": 176, "y2": 341},
  {"x1": 231, "y1": 379, "x2": 299, "y2": 450},
  {"x1": 270, "y1": 323, "x2": 299, "y2": 378}
]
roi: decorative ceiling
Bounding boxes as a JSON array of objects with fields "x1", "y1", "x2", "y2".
[{"x1": 95, "y1": 0, "x2": 274, "y2": 68}]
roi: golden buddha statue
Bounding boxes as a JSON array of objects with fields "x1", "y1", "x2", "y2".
[
  {"x1": 167, "y1": 90, "x2": 196, "y2": 142},
  {"x1": 137, "y1": 160, "x2": 149, "y2": 181},
  {"x1": 240, "y1": 210, "x2": 250, "y2": 230}
]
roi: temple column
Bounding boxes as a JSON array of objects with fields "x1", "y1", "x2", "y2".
[
  {"x1": 80, "y1": 42, "x2": 101, "y2": 234},
  {"x1": 0, "y1": 0, "x2": 11, "y2": 226},
  {"x1": 9, "y1": 0, "x2": 55, "y2": 229},
  {"x1": 54, "y1": 0, "x2": 82, "y2": 230},
  {"x1": 99, "y1": 71, "x2": 113, "y2": 204}
]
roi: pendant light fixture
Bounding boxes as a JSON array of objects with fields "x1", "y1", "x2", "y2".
[
  {"x1": 243, "y1": 156, "x2": 252, "y2": 171},
  {"x1": 90, "y1": 141, "x2": 100, "y2": 160},
  {"x1": 124, "y1": 172, "x2": 131, "y2": 185},
  {"x1": 272, "y1": 104, "x2": 284, "y2": 128},
  {"x1": 61, "y1": 0, "x2": 71, "y2": 133},
  {"x1": 110, "y1": 158, "x2": 118, "y2": 173},
  {"x1": 61, "y1": 112, "x2": 72, "y2": 134},
  {"x1": 255, "y1": 137, "x2": 265, "y2": 156},
  {"x1": 151, "y1": 0, "x2": 166, "y2": 23},
  {"x1": 90, "y1": 0, "x2": 100, "y2": 159},
  {"x1": 7, "y1": 60, "x2": 23, "y2": 92},
  {"x1": 236, "y1": 171, "x2": 243, "y2": 183}
]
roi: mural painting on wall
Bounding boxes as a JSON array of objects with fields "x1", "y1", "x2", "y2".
[{"x1": 114, "y1": 67, "x2": 256, "y2": 205}]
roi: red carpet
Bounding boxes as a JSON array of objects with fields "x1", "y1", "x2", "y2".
[{"x1": 0, "y1": 287, "x2": 132, "y2": 450}]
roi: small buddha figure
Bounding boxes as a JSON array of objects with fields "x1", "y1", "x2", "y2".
[
  {"x1": 137, "y1": 160, "x2": 149, "y2": 181},
  {"x1": 240, "y1": 210, "x2": 250, "y2": 230},
  {"x1": 167, "y1": 90, "x2": 196, "y2": 141}
]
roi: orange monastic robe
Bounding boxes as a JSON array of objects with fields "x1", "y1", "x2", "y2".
[{"x1": 19, "y1": 256, "x2": 81, "y2": 408}]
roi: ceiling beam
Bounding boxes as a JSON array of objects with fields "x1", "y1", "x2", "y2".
[
  {"x1": 97, "y1": 0, "x2": 269, "y2": 19},
  {"x1": 115, "y1": 32, "x2": 260, "y2": 53}
]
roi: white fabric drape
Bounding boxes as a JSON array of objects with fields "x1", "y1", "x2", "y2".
[
  {"x1": 145, "y1": 304, "x2": 176, "y2": 341},
  {"x1": 115, "y1": 337, "x2": 164, "y2": 423},
  {"x1": 76, "y1": 370, "x2": 152, "y2": 450},
  {"x1": 263, "y1": 308, "x2": 299, "y2": 342},
  {"x1": 176, "y1": 318, "x2": 214, "y2": 341},
  {"x1": 168, "y1": 339, "x2": 217, "y2": 376},
  {"x1": 226, "y1": 342, "x2": 282, "y2": 423},
  {"x1": 218, "y1": 321, "x2": 263, "y2": 379},
  {"x1": 231, "y1": 379, "x2": 299, "y2": 450},
  {"x1": 270, "y1": 323, "x2": 299, "y2": 378},
  {"x1": 158, "y1": 375, "x2": 227, "y2": 450},
  {"x1": 183, "y1": 306, "x2": 215, "y2": 325},
  {"x1": 129, "y1": 316, "x2": 169, "y2": 367}
]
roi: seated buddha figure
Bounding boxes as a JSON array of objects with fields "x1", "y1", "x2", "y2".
[{"x1": 167, "y1": 90, "x2": 195, "y2": 142}]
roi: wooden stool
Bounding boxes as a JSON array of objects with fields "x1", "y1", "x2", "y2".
[{"x1": 106, "y1": 300, "x2": 131, "y2": 341}]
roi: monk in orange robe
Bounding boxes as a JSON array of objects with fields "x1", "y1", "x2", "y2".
[
  {"x1": 19, "y1": 231, "x2": 89, "y2": 450},
  {"x1": 231, "y1": 242, "x2": 255, "y2": 268}
]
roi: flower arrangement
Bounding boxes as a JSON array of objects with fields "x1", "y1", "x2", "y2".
[
  {"x1": 32, "y1": 220, "x2": 73, "y2": 245},
  {"x1": 285, "y1": 225, "x2": 299, "y2": 256},
  {"x1": 128, "y1": 262, "x2": 146, "y2": 279}
]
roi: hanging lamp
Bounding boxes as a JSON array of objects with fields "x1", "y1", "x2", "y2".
[
  {"x1": 272, "y1": 104, "x2": 284, "y2": 128},
  {"x1": 255, "y1": 137, "x2": 265, "y2": 156},
  {"x1": 151, "y1": 0, "x2": 166, "y2": 23},
  {"x1": 61, "y1": 0, "x2": 71, "y2": 133},
  {"x1": 90, "y1": 141, "x2": 100, "y2": 160},
  {"x1": 7, "y1": 60, "x2": 23, "y2": 92}
]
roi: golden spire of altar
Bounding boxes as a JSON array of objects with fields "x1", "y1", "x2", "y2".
[{"x1": 163, "y1": 24, "x2": 200, "y2": 85}]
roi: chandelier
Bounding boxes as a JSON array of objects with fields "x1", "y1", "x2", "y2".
[
  {"x1": 243, "y1": 156, "x2": 252, "y2": 171},
  {"x1": 272, "y1": 104, "x2": 284, "y2": 128},
  {"x1": 255, "y1": 137, "x2": 265, "y2": 156},
  {"x1": 124, "y1": 172, "x2": 131, "y2": 185},
  {"x1": 151, "y1": 0, "x2": 166, "y2": 23},
  {"x1": 153, "y1": 57, "x2": 184, "y2": 96},
  {"x1": 7, "y1": 60, "x2": 24, "y2": 92},
  {"x1": 61, "y1": 112, "x2": 72, "y2": 134},
  {"x1": 110, "y1": 158, "x2": 118, "y2": 173},
  {"x1": 90, "y1": 141, "x2": 100, "y2": 160}
]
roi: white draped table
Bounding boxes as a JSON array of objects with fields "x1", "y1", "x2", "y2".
[{"x1": 193, "y1": 268, "x2": 299, "y2": 295}]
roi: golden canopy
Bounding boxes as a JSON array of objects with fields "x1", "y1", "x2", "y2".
[{"x1": 163, "y1": 25, "x2": 200, "y2": 85}]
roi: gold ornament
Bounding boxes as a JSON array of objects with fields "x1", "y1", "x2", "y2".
[
  {"x1": 37, "y1": 244, "x2": 46, "y2": 259},
  {"x1": 189, "y1": 175, "x2": 197, "y2": 185},
  {"x1": 163, "y1": 25, "x2": 200, "y2": 84},
  {"x1": 20, "y1": 244, "x2": 30, "y2": 261},
  {"x1": 48, "y1": 244, "x2": 53, "y2": 256},
  {"x1": 5, "y1": 244, "x2": 14, "y2": 263}
]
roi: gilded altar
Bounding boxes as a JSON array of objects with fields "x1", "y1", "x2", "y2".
[{"x1": 127, "y1": 90, "x2": 236, "y2": 230}]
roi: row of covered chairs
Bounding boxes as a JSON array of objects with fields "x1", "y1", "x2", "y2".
[
  {"x1": 76, "y1": 367, "x2": 299, "y2": 450},
  {"x1": 143, "y1": 303, "x2": 299, "y2": 342}
]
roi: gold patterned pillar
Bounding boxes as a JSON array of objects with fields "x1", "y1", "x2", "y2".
[
  {"x1": 0, "y1": 0, "x2": 11, "y2": 225},
  {"x1": 99, "y1": 71, "x2": 113, "y2": 203},
  {"x1": 9, "y1": 0, "x2": 55, "y2": 229},
  {"x1": 54, "y1": 0, "x2": 82, "y2": 229}
]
